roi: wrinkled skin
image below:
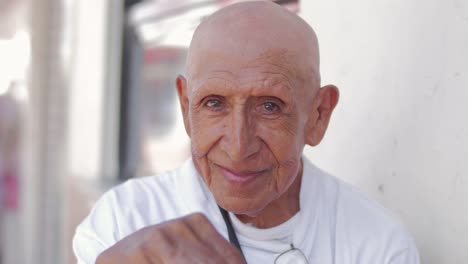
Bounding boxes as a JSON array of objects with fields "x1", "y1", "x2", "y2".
[
  {"x1": 177, "y1": 2, "x2": 339, "y2": 227},
  {"x1": 97, "y1": 1, "x2": 339, "y2": 263},
  {"x1": 96, "y1": 213, "x2": 245, "y2": 264}
]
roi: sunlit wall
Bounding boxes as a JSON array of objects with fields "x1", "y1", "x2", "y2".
[{"x1": 301, "y1": 1, "x2": 468, "y2": 263}]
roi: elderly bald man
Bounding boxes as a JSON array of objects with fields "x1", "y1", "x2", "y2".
[{"x1": 73, "y1": 1, "x2": 419, "y2": 263}]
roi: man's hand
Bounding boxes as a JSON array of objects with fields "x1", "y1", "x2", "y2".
[{"x1": 96, "y1": 213, "x2": 245, "y2": 264}]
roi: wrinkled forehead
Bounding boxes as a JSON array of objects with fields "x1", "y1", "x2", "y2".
[
  {"x1": 190, "y1": 47, "x2": 300, "y2": 78},
  {"x1": 186, "y1": 44, "x2": 318, "y2": 96},
  {"x1": 187, "y1": 47, "x2": 306, "y2": 102}
]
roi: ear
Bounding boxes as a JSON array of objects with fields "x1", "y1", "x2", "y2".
[
  {"x1": 305, "y1": 84, "x2": 339, "y2": 146},
  {"x1": 176, "y1": 75, "x2": 191, "y2": 136}
]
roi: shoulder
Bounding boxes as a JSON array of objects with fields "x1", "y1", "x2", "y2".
[
  {"x1": 73, "y1": 159, "x2": 201, "y2": 263},
  {"x1": 303, "y1": 158, "x2": 419, "y2": 263},
  {"x1": 335, "y1": 179, "x2": 409, "y2": 241},
  {"x1": 96, "y1": 163, "x2": 191, "y2": 224},
  {"x1": 105, "y1": 168, "x2": 183, "y2": 216},
  {"x1": 334, "y1": 181, "x2": 419, "y2": 263}
]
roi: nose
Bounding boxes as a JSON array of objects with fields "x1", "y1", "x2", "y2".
[{"x1": 221, "y1": 108, "x2": 260, "y2": 161}]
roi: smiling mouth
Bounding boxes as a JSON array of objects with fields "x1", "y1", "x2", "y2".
[{"x1": 216, "y1": 164, "x2": 267, "y2": 184}]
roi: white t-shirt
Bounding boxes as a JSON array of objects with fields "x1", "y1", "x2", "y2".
[{"x1": 73, "y1": 158, "x2": 420, "y2": 264}]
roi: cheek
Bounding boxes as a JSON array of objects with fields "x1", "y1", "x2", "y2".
[
  {"x1": 189, "y1": 112, "x2": 224, "y2": 158},
  {"x1": 258, "y1": 117, "x2": 305, "y2": 161},
  {"x1": 257, "y1": 118, "x2": 304, "y2": 190},
  {"x1": 189, "y1": 112, "x2": 227, "y2": 185}
]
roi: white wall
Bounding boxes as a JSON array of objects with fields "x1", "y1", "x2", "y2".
[{"x1": 300, "y1": 1, "x2": 468, "y2": 263}]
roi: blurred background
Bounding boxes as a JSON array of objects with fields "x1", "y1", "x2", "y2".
[{"x1": 0, "y1": 0, "x2": 466, "y2": 263}]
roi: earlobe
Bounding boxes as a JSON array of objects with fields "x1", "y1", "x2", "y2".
[
  {"x1": 176, "y1": 75, "x2": 191, "y2": 136},
  {"x1": 305, "y1": 84, "x2": 339, "y2": 146}
]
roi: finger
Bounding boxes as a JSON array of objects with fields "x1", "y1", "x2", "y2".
[
  {"x1": 184, "y1": 213, "x2": 246, "y2": 264},
  {"x1": 145, "y1": 215, "x2": 222, "y2": 263}
]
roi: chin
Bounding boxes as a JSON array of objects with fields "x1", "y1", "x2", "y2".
[{"x1": 215, "y1": 191, "x2": 272, "y2": 216}]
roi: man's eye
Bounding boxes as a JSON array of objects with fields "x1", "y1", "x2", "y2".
[
  {"x1": 204, "y1": 98, "x2": 222, "y2": 109},
  {"x1": 262, "y1": 101, "x2": 280, "y2": 113}
]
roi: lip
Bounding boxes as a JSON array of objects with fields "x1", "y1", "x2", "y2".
[{"x1": 216, "y1": 164, "x2": 265, "y2": 184}]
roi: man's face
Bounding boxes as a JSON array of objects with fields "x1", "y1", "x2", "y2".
[{"x1": 178, "y1": 48, "x2": 315, "y2": 216}]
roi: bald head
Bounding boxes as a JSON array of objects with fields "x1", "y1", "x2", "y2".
[{"x1": 186, "y1": 1, "x2": 320, "y2": 87}]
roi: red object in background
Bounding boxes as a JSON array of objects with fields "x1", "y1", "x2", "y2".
[
  {"x1": 217, "y1": 0, "x2": 300, "y2": 13},
  {"x1": 3, "y1": 169, "x2": 18, "y2": 210}
]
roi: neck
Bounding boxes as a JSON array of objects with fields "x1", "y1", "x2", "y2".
[{"x1": 235, "y1": 163, "x2": 303, "y2": 229}]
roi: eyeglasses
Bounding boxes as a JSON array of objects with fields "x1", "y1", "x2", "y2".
[
  {"x1": 274, "y1": 244, "x2": 309, "y2": 264},
  {"x1": 219, "y1": 206, "x2": 309, "y2": 264}
]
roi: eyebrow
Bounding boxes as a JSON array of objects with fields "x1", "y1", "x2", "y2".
[{"x1": 191, "y1": 76, "x2": 294, "y2": 103}]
